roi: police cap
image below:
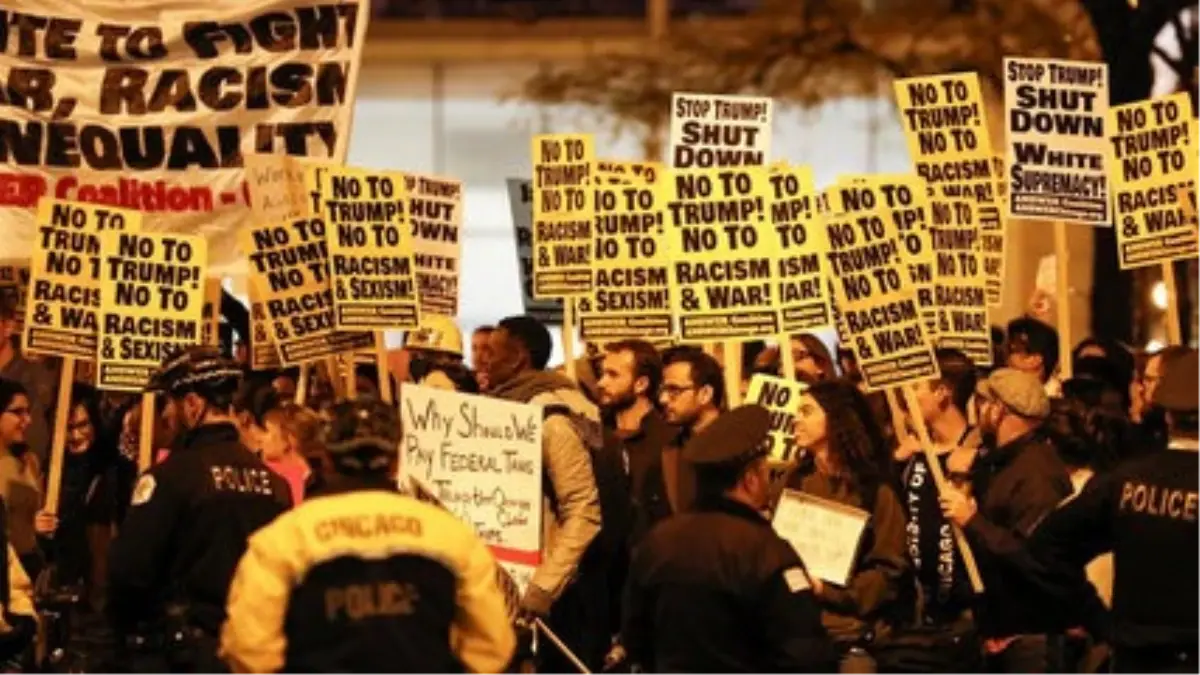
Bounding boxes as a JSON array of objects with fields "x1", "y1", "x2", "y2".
[
  {"x1": 1153, "y1": 348, "x2": 1199, "y2": 412},
  {"x1": 147, "y1": 345, "x2": 243, "y2": 398},
  {"x1": 322, "y1": 399, "x2": 400, "y2": 474},
  {"x1": 683, "y1": 405, "x2": 772, "y2": 469}
]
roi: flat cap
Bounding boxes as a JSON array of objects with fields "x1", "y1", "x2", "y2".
[
  {"x1": 1153, "y1": 348, "x2": 1198, "y2": 412},
  {"x1": 683, "y1": 405, "x2": 772, "y2": 468},
  {"x1": 976, "y1": 368, "x2": 1050, "y2": 420}
]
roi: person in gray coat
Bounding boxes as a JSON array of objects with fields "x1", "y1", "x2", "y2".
[{"x1": 484, "y1": 315, "x2": 604, "y2": 670}]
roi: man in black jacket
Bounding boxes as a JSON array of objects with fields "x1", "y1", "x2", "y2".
[
  {"x1": 940, "y1": 368, "x2": 1072, "y2": 672},
  {"x1": 109, "y1": 346, "x2": 292, "y2": 672},
  {"x1": 622, "y1": 405, "x2": 835, "y2": 673}
]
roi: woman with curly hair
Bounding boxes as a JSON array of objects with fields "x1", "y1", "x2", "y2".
[{"x1": 786, "y1": 379, "x2": 909, "y2": 673}]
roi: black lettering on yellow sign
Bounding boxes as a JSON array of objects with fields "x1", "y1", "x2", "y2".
[{"x1": 325, "y1": 582, "x2": 420, "y2": 622}]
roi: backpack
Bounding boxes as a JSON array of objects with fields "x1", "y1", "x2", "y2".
[{"x1": 541, "y1": 405, "x2": 632, "y2": 567}]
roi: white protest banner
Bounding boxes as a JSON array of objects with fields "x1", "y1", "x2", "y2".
[
  {"x1": 825, "y1": 181, "x2": 940, "y2": 391},
  {"x1": 316, "y1": 167, "x2": 420, "y2": 330},
  {"x1": 745, "y1": 374, "x2": 806, "y2": 466},
  {"x1": 201, "y1": 277, "x2": 223, "y2": 347},
  {"x1": 773, "y1": 490, "x2": 869, "y2": 586},
  {"x1": 531, "y1": 134, "x2": 594, "y2": 298},
  {"x1": 97, "y1": 232, "x2": 206, "y2": 391},
  {"x1": 670, "y1": 93, "x2": 773, "y2": 168},
  {"x1": 894, "y1": 73, "x2": 1006, "y2": 306},
  {"x1": 1107, "y1": 92, "x2": 1198, "y2": 269},
  {"x1": 1004, "y1": 58, "x2": 1110, "y2": 224},
  {"x1": 0, "y1": 261, "x2": 31, "y2": 336},
  {"x1": 767, "y1": 166, "x2": 834, "y2": 333},
  {"x1": 241, "y1": 217, "x2": 374, "y2": 365},
  {"x1": 578, "y1": 182, "x2": 672, "y2": 342},
  {"x1": 24, "y1": 199, "x2": 141, "y2": 360},
  {"x1": 0, "y1": 0, "x2": 371, "y2": 274},
  {"x1": 664, "y1": 167, "x2": 781, "y2": 342},
  {"x1": 400, "y1": 385, "x2": 543, "y2": 592},
  {"x1": 930, "y1": 201, "x2": 993, "y2": 365},
  {"x1": 505, "y1": 178, "x2": 564, "y2": 325},
  {"x1": 403, "y1": 172, "x2": 463, "y2": 317}
]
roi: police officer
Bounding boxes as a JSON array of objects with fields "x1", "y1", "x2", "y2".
[
  {"x1": 219, "y1": 398, "x2": 516, "y2": 673},
  {"x1": 620, "y1": 405, "x2": 836, "y2": 673},
  {"x1": 108, "y1": 346, "x2": 291, "y2": 672},
  {"x1": 1027, "y1": 348, "x2": 1199, "y2": 673}
]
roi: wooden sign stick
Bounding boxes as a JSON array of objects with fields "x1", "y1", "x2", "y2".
[
  {"x1": 902, "y1": 385, "x2": 985, "y2": 593},
  {"x1": 294, "y1": 363, "x2": 310, "y2": 407},
  {"x1": 42, "y1": 357, "x2": 75, "y2": 516},
  {"x1": 137, "y1": 392, "x2": 155, "y2": 472},
  {"x1": 724, "y1": 339, "x2": 743, "y2": 407},
  {"x1": 1162, "y1": 262, "x2": 1182, "y2": 345},
  {"x1": 562, "y1": 299, "x2": 578, "y2": 382},
  {"x1": 325, "y1": 356, "x2": 344, "y2": 399},
  {"x1": 1054, "y1": 223, "x2": 1073, "y2": 380},
  {"x1": 343, "y1": 354, "x2": 358, "y2": 401},
  {"x1": 778, "y1": 334, "x2": 797, "y2": 382},
  {"x1": 374, "y1": 331, "x2": 393, "y2": 403}
]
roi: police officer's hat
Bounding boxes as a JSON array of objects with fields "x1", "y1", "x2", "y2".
[
  {"x1": 1153, "y1": 348, "x2": 1199, "y2": 412},
  {"x1": 147, "y1": 345, "x2": 243, "y2": 398},
  {"x1": 322, "y1": 399, "x2": 400, "y2": 474},
  {"x1": 683, "y1": 405, "x2": 772, "y2": 470}
]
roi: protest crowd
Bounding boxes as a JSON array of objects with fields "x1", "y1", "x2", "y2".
[
  {"x1": 0, "y1": 293, "x2": 1194, "y2": 673},
  {"x1": 0, "y1": 1, "x2": 1195, "y2": 672}
]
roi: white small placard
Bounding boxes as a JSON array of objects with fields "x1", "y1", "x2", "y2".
[{"x1": 772, "y1": 489, "x2": 870, "y2": 586}]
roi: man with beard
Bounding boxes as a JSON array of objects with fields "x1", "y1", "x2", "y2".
[
  {"x1": 939, "y1": 368, "x2": 1072, "y2": 672},
  {"x1": 621, "y1": 405, "x2": 836, "y2": 672},
  {"x1": 658, "y1": 346, "x2": 724, "y2": 516},
  {"x1": 109, "y1": 346, "x2": 292, "y2": 672},
  {"x1": 596, "y1": 340, "x2": 675, "y2": 544}
]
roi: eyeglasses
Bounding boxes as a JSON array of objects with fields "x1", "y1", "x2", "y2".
[
  {"x1": 658, "y1": 384, "x2": 697, "y2": 399},
  {"x1": 2, "y1": 406, "x2": 31, "y2": 418}
]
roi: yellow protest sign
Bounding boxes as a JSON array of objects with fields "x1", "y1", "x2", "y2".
[
  {"x1": 505, "y1": 178, "x2": 565, "y2": 325},
  {"x1": 1003, "y1": 58, "x2": 1110, "y2": 224},
  {"x1": 23, "y1": 200, "x2": 141, "y2": 360},
  {"x1": 578, "y1": 182, "x2": 672, "y2": 341},
  {"x1": 0, "y1": 261, "x2": 30, "y2": 335},
  {"x1": 825, "y1": 182, "x2": 939, "y2": 391},
  {"x1": 403, "y1": 172, "x2": 463, "y2": 317},
  {"x1": 669, "y1": 93, "x2": 773, "y2": 168},
  {"x1": 848, "y1": 175, "x2": 938, "y2": 338},
  {"x1": 664, "y1": 167, "x2": 781, "y2": 342},
  {"x1": 201, "y1": 277, "x2": 223, "y2": 347},
  {"x1": 595, "y1": 160, "x2": 661, "y2": 185},
  {"x1": 97, "y1": 232, "x2": 206, "y2": 391},
  {"x1": 930, "y1": 200, "x2": 993, "y2": 366},
  {"x1": 531, "y1": 133, "x2": 595, "y2": 298},
  {"x1": 767, "y1": 166, "x2": 834, "y2": 333},
  {"x1": 1107, "y1": 92, "x2": 1198, "y2": 269},
  {"x1": 317, "y1": 167, "x2": 420, "y2": 330},
  {"x1": 248, "y1": 285, "x2": 283, "y2": 371},
  {"x1": 745, "y1": 374, "x2": 807, "y2": 465},
  {"x1": 241, "y1": 217, "x2": 374, "y2": 365},
  {"x1": 894, "y1": 73, "x2": 1006, "y2": 306}
]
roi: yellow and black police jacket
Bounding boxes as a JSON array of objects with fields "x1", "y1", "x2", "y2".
[{"x1": 219, "y1": 477, "x2": 516, "y2": 673}]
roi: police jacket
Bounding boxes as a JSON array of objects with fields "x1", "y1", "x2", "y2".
[
  {"x1": 622, "y1": 497, "x2": 836, "y2": 673},
  {"x1": 108, "y1": 422, "x2": 291, "y2": 635},
  {"x1": 219, "y1": 475, "x2": 516, "y2": 674},
  {"x1": 1028, "y1": 442, "x2": 1198, "y2": 650}
]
